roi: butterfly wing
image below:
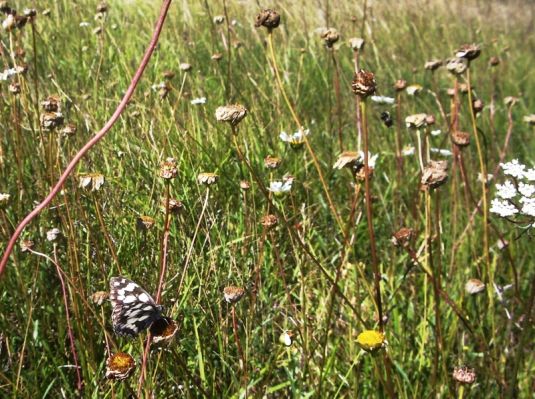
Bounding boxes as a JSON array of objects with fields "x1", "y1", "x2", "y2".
[{"x1": 109, "y1": 276, "x2": 163, "y2": 337}]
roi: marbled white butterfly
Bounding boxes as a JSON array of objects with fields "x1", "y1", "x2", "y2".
[{"x1": 109, "y1": 276, "x2": 164, "y2": 337}]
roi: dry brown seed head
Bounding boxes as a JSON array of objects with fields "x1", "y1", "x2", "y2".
[
  {"x1": 452, "y1": 366, "x2": 476, "y2": 384},
  {"x1": 137, "y1": 216, "x2": 155, "y2": 231},
  {"x1": 79, "y1": 173, "x2": 104, "y2": 191},
  {"x1": 394, "y1": 79, "x2": 407, "y2": 91},
  {"x1": 106, "y1": 352, "x2": 135, "y2": 381},
  {"x1": 351, "y1": 69, "x2": 376, "y2": 98},
  {"x1": 489, "y1": 56, "x2": 500, "y2": 67},
  {"x1": 96, "y1": 2, "x2": 108, "y2": 13},
  {"x1": 91, "y1": 291, "x2": 109, "y2": 305},
  {"x1": 161, "y1": 198, "x2": 183, "y2": 214},
  {"x1": 321, "y1": 28, "x2": 340, "y2": 48},
  {"x1": 264, "y1": 155, "x2": 281, "y2": 169},
  {"x1": 42, "y1": 95, "x2": 61, "y2": 112},
  {"x1": 163, "y1": 70, "x2": 175, "y2": 80},
  {"x1": 260, "y1": 214, "x2": 278, "y2": 229},
  {"x1": 455, "y1": 44, "x2": 481, "y2": 61},
  {"x1": 159, "y1": 157, "x2": 178, "y2": 180},
  {"x1": 472, "y1": 99, "x2": 484, "y2": 114},
  {"x1": 446, "y1": 57, "x2": 468, "y2": 75},
  {"x1": 215, "y1": 104, "x2": 247, "y2": 126},
  {"x1": 20, "y1": 239, "x2": 34, "y2": 253},
  {"x1": 40, "y1": 112, "x2": 64, "y2": 130},
  {"x1": 424, "y1": 59, "x2": 442, "y2": 71},
  {"x1": 240, "y1": 180, "x2": 250, "y2": 190},
  {"x1": 451, "y1": 131, "x2": 470, "y2": 147},
  {"x1": 405, "y1": 113, "x2": 428, "y2": 129},
  {"x1": 8, "y1": 82, "x2": 20, "y2": 94},
  {"x1": 255, "y1": 9, "x2": 280, "y2": 30},
  {"x1": 391, "y1": 227, "x2": 414, "y2": 248},
  {"x1": 421, "y1": 160, "x2": 449, "y2": 190},
  {"x1": 333, "y1": 151, "x2": 359, "y2": 170},
  {"x1": 211, "y1": 53, "x2": 223, "y2": 61},
  {"x1": 224, "y1": 286, "x2": 245, "y2": 304},
  {"x1": 465, "y1": 279, "x2": 485, "y2": 295},
  {"x1": 348, "y1": 37, "x2": 365, "y2": 51},
  {"x1": 61, "y1": 123, "x2": 77, "y2": 136}
]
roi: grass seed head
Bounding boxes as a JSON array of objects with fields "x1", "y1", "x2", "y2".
[
  {"x1": 255, "y1": 9, "x2": 280, "y2": 31},
  {"x1": 106, "y1": 352, "x2": 135, "y2": 381}
]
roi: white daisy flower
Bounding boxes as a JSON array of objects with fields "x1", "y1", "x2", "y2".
[{"x1": 190, "y1": 97, "x2": 206, "y2": 105}]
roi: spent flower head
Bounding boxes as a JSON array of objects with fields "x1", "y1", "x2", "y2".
[
  {"x1": 215, "y1": 104, "x2": 247, "y2": 127},
  {"x1": 254, "y1": 9, "x2": 280, "y2": 31},
  {"x1": 351, "y1": 70, "x2": 376, "y2": 98}
]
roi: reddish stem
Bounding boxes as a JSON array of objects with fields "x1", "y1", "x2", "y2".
[{"x1": 0, "y1": 0, "x2": 174, "y2": 278}]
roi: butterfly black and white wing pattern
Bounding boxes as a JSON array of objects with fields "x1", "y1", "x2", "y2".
[{"x1": 109, "y1": 276, "x2": 164, "y2": 337}]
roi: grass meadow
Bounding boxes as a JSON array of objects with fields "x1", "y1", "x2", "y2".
[{"x1": 0, "y1": 0, "x2": 534, "y2": 397}]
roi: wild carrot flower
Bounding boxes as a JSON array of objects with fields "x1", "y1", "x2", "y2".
[
  {"x1": 269, "y1": 175, "x2": 294, "y2": 196},
  {"x1": 106, "y1": 352, "x2": 136, "y2": 380},
  {"x1": 446, "y1": 57, "x2": 468, "y2": 75},
  {"x1": 0, "y1": 193, "x2": 10, "y2": 205},
  {"x1": 356, "y1": 330, "x2": 385, "y2": 352},
  {"x1": 46, "y1": 228, "x2": 61, "y2": 242}
]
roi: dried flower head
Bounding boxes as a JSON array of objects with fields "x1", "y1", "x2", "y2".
[
  {"x1": 279, "y1": 330, "x2": 293, "y2": 347},
  {"x1": 472, "y1": 98, "x2": 484, "y2": 114},
  {"x1": 211, "y1": 52, "x2": 223, "y2": 61},
  {"x1": 260, "y1": 214, "x2": 278, "y2": 229},
  {"x1": 452, "y1": 366, "x2": 476, "y2": 384},
  {"x1": 79, "y1": 173, "x2": 105, "y2": 191},
  {"x1": 240, "y1": 180, "x2": 250, "y2": 190},
  {"x1": 456, "y1": 44, "x2": 481, "y2": 61},
  {"x1": 160, "y1": 157, "x2": 178, "y2": 179},
  {"x1": 150, "y1": 317, "x2": 179, "y2": 345},
  {"x1": 0, "y1": 193, "x2": 10, "y2": 205},
  {"x1": 213, "y1": 15, "x2": 225, "y2": 25},
  {"x1": 451, "y1": 131, "x2": 470, "y2": 147},
  {"x1": 40, "y1": 112, "x2": 64, "y2": 130},
  {"x1": 489, "y1": 56, "x2": 500, "y2": 67},
  {"x1": 46, "y1": 228, "x2": 61, "y2": 242},
  {"x1": 264, "y1": 155, "x2": 281, "y2": 169},
  {"x1": 523, "y1": 114, "x2": 535, "y2": 126},
  {"x1": 348, "y1": 37, "x2": 365, "y2": 51},
  {"x1": 504, "y1": 96, "x2": 519, "y2": 106},
  {"x1": 96, "y1": 2, "x2": 108, "y2": 13},
  {"x1": 137, "y1": 215, "x2": 155, "y2": 231},
  {"x1": 425, "y1": 59, "x2": 442, "y2": 71},
  {"x1": 106, "y1": 352, "x2": 136, "y2": 380},
  {"x1": 351, "y1": 69, "x2": 376, "y2": 98},
  {"x1": 215, "y1": 104, "x2": 247, "y2": 127},
  {"x1": 20, "y1": 239, "x2": 34, "y2": 253},
  {"x1": 356, "y1": 330, "x2": 385, "y2": 352},
  {"x1": 223, "y1": 286, "x2": 245, "y2": 304},
  {"x1": 197, "y1": 172, "x2": 219, "y2": 186},
  {"x1": 254, "y1": 9, "x2": 280, "y2": 31},
  {"x1": 163, "y1": 70, "x2": 175, "y2": 80},
  {"x1": 465, "y1": 279, "x2": 485, "y2": 295},
  {"x1": 321, "y1": 28, "x2": 340, "y2": 48},
  {"x1": 391, "y1": 227, "x2": 414, "y2": 248},
  {"x1": 406, "y1": 84, "x2": 423, "y2": 96},
  {"x1": 179, "y1": 62, "x2": 192, "y2": 72},
  {"x1": 8, "y1": 82, "x2": 20, "y2": 94},
  {"x1": 405, "y1": 113, "x2": 428, "y2": 129},
  {"x1": 333, "y1": 151, "x2": 378, "y2": 178},
  {"x1": 446, "y1": 57, "x2": 468, "y2": 75},
  {"x1": 91, "y1": 291, "x2": 109, "y2": 305},
  {"x1": 394, "y1": 79, "x2": 407, "y2": 91},
  {"x1": 161, "y1": 198, "x2": 183, "y2": 214},
  {"x1": 61, "y1": 123, "x2": 77, "y2": 136},
  {"x1": 421, "y1": 160, "x2": 449, "y2": 190}
]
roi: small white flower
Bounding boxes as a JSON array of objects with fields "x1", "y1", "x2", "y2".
[
  {"x1": 279, "y1": 331, "x2": 293, "y2": 347},
  {"x1": 402, "y1": 145, "x2": 415, "y2": 156},
  {"x1": 269, "y1": 177, "x2": 293, "y2": 195},
  {"x1": 279, "y1": 128, "x2": 309, "y2": 145},
  {"x1": 431, "y1": 148, "x2": 452, "y2": 157},
  {"x1": 500, "y1": 159, "x2": 526, "y2": 178},
  {"x1": 46, "y1": 228, "x2": 61, "y2": 242},
  {"x1": 478, "y1": 173, "x2": 493, "y2": 183},
  {"x1": 518, "y1": 182, "x2": 535, "y2": 197},
  {"x1": 0, "y1": 193, "x2": 10, "y2": 204},
  {"x1": 496, "y1": 181, "x2": 517, "y2": 199},
  {"x1": 524, "y1": 168, "x2": 535, "y2": 181},
  {"x1": 370, "y1": 95, "x2": 394, "y2": 105},
  {"x1": 431, "y1": 129, "x2": 442, "y2": 136},
  {"x1": 520, "y1": 197, "x2": 535, "y2": 217},
  {"x1": 406, "y1": 84, "x2": 423, "y2": 96},
  {"x1": 190, "y1": 97, "x2": 206, "y2": 105},
  {"x1": 490, "y1": 198, "x2": 518, "y2": 217},
  {"x1": 79, "y1": 21, "x2": 90, "y2": 27}
]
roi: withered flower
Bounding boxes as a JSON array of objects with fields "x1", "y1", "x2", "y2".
[
  {"x1": 223, "y1": 286, "x2": 245, "y2": 304},
  {"x1": 161, "y1": 198, "x2": 183, "y2": 214},
  {"x1": 348, "y1": 37, "x2": 365, "y2": 51},
  {"x1": 159, "y1": 157, "x2": 178, "y2": 180},
  {"x1": 96, "y1": 2, "x2": 108, "y2": 13},
  {"x1": 351, "y1": 69, "x2": 376, "y2": 98},
  {"x1": 215, "y1": 104, "x2": 247, "y2": 127},
  {"x1": 446, "y1": 57, "x2": 468, "y2": 75},
  {"x1": 394, "y1": 79, "x2": 407, "y2": 91},
  {"x1": 179, "y1": 62, "x2": 192, "y2": 71},
  {"x1": 523, "y1": 114, "x2": 535, "y2": 126},
  {"x1": 8, "y1": 82, "x2": 20, "y2": 94},
  {"x1": 451, "y1": 131, "x2": 470, "y2": 147},
  {"x1": 391, "y1": 227, "x2": 414, "y2": 248},
  {"x1": 504, "y1": 96, "x2": 519, "y2": 106},
  {"x1": 455, "y1": 44, "x2": 481, "y2": 61},
  {"x1": 40, "y1": 112, "x2": 64, "y2": 130},
  {"x1": 211, "y1": 53, "x2": 223, "y2": 61},
  {"x1": 213, "y1": 15, "x2": 225, "y2": 25},
  {"x1": 421, "y1": 160, "x2": 449, "y2": 190},
  {"x1": 465, "y1": 279, "x2": 485, "y2": 295},
  {"x1": 321, "y1": 28, "x2": 340, "y2": 48},
  {"x1": 91, "y1": 291, "x2": 109, "y2": 305},
  {"x1": 163, "y1": 70, "x2": 175, "y2": 80},
  {"x1": 264, "y1": 155, "x2": 281, "y2": 169},
  {"x1": 106, "y1": 352, "x2": 135, "y2": 381},
  {"x1": 260, "y1": 214, "x2": 278, "y2": 229},
  {"x1": 197, "y1": 172, "x2": 219, "y2": 186},
  {"x1": 405, "y1": 84, "x2": 423, "y2": 96},
  {"x1": 424, "y1": 59, "x2": 442, "y2": 71},
  {"x1": 254, "y1": 9, "x2": 280, "y2": 31},
  {"x1": 137, "y1": 215, "x2": 155, "y2": 231},
  {"x1": 489, "y1": 56, "x2": 500, "y2": 67},
  {"x1": 472, "y1": 99, "x2": 484, "y2": 114},
  {"x1": 42, "y1": 95, "x2": 61, "y2": 112},
  {"x1": 150, "y1": 317, "x2": 179, "y2": 345},
  {"x1": 405, "y1": 113, "x2": 428, "y2": 129},
  {"x1": 20, "y1": 239, "x2": 34, "y2": 253},
  {"x1": 79, "y1": 173, "x2": 104, "y2": 191},
  {"x1": 61, "y1": 123, "x2": 77, "y2": 136},
  {"x1": 452, "y1": 366, "x2": 476, "y2": 384},
  {"x1": 240, "y1": 180, "x2": 250, "y2": 190}
]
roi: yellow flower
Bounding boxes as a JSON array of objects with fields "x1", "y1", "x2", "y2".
[{"x1": 356, "y1": 330, "x2": 385, "y2": 352}]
